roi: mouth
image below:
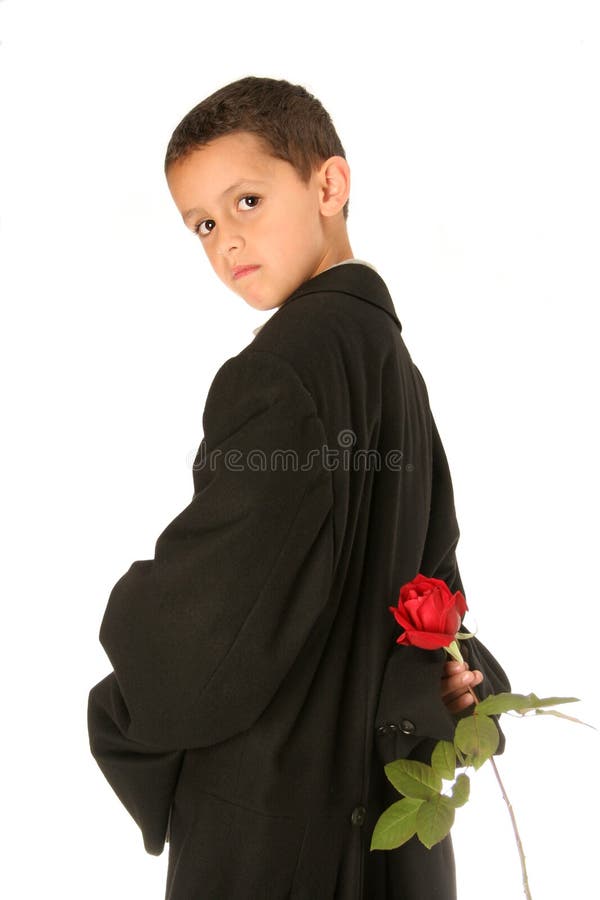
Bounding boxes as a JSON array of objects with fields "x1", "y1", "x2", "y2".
[{"x1": 232, "y1": 265, "x2": 260, "y2": 280}]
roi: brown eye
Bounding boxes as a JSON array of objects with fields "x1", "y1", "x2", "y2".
[
  {"x1": 196, "y1": 220, "x2": 215, "y2": 237},
  {"x1": 238, "y1": 195, "x2": 261, "y2": 210}
]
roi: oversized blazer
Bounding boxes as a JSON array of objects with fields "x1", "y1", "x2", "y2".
[{"x1": 87, "y1": 261, "x2": 511, "y2": 900}]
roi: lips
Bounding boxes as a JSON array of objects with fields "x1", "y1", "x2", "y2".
[{"x1": 232, "y1": 265, "x2": 260, "y2": 280}]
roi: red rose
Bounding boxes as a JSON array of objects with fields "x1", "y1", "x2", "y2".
[{"x1": 389, "y1": 573, "x2": 467, "y2": 650}]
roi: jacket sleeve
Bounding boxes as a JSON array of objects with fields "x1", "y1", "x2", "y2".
[
  {"x1": 86, "y1": 673, "x2": 184, "y2": 855},
  {"x1": 375, "y1": 409, "x2": 511, "y2": 766},
  {"x1": 87, "y1": 349, "x2": 335, "y2": 839}
]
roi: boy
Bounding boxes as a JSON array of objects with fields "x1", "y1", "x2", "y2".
[{"x1": 87, "y1": 76, "x2": 510, "y2": 899}]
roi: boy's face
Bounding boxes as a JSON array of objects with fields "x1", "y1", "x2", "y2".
[{"x1": 166, "y1": 131, "x2": 350, "y2": 311}]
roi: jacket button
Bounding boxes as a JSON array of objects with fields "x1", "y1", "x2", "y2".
[
  {"x1": 376, "y1": 724, "x2": 389, "y2": 736},
  {"x1": 351, "y1": 806, "x2": 367, "y2": 826},
  {"x1": 400, "y1": 719, "x2": 416, "y2": 734}
]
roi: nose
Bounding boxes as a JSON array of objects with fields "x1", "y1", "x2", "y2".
[
  {"x1": 216, "y1": 225, "x2": 244, "y2": 258},
  {"x1": 217, "y1": 241, "x2": 237, "y2": 257}
]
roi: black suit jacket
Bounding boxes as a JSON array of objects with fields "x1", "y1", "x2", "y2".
[{"x1": 87, "y1": 262, "x2": 510, "y2": 900}]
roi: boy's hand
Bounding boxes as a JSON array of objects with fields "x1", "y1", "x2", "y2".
[{"x1": 441, "y1": 660, "x2": 484, "y2": 715}]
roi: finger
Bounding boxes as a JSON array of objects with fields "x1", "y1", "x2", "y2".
[
  {"x1": 446, "y1": 691, "x2": 478, "y2": 715},
  {"x1": 441, "y1": 668, "x2": 481, "y2": 695},
  {"x1": 446, "y1": 677, "x2": 482, "y2": 708},
  {"x1": 443, "y1": 660, "x2": 468, "y2": 675},
  {"x1": 441, "y1": 670, "x2": 483, "y2": 700},
  {"x1": 444, "y1": 667, "x2": 482, "y2": 686}
]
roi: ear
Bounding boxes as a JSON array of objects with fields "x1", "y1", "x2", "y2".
[{"x1": 316, "y1": 155, "x2": 351, "y2": 217}]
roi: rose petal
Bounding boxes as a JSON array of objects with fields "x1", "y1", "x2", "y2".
[
  {"x1": 402, "y1": 595, "x2": 425, "y2": 629},
  {"x1": 395, "y1": 632, "x2": 411, "y2": 646},
  {"x1": 454, "y1": 590, "x2": 468, "y2": 616},
  {"x1": 418, "y1": 588, "x2": 448, "y2": 632},
  {"x1": 389, "y1": 605, "x2": 414, "y2": 632},
  {"x1": 413, "y1": 574, "x2": 453, "y2": 600},
  {"x1": 399, "y1": 586, "x2": 419, "y2": 606},
  {"x1": 401, "y1": 629, "x2": 454, "y2": 650},
  {"x1": 443, "y1": 608, "x2": 461, "y2": 636}
]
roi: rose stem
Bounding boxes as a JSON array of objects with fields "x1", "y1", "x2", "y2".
[{"x1": 467, "y1": 686, "x2": 533, "y2": 900}]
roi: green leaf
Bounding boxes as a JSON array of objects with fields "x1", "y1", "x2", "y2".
[
  {"x1": 431, "y1": 741, "x2": 457, "y2": 780},
  {"x1": 454, "y1": 714, "x2": 499, "y2": 769},
  {"x1": 454, "y1": 745, "x2": 467, "y2": 767},
  {"x1": 533, "y1": 709, "x2": 596, "y2": 729},
  {"x1": 449, "y1": 773, "x2": 470, "y2": 808},
  {"x1": 384, "y1": 759, "x2": 442, "y2": 800},
  {"x1": 370, "y1": 797, "x2": 423, "y2": 850},
  {"x1": 475, "y1": 692, "x2": 580, "y2": 717},
  {"x1": 416, "y1": 795, "x2": 456, "y2": 848}
]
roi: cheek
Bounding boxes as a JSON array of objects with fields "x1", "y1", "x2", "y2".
[
  {"x1": 273, "y1": 212, "x2": 318, "y2": 264},
  {"x1": 205, "y1": 254, "x2": 233, "y2": 291},
  {"x1": 205, "y1": 247, "x2": 224, "y2": 276}
]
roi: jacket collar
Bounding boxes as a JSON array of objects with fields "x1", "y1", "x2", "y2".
[{"x1": 277, "y1": 261, "x2": 402, "y2": 333}]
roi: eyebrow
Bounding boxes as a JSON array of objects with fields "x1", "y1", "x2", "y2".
[{"x1": 182, "y1": 179, "x2": 268, "y2": 222}]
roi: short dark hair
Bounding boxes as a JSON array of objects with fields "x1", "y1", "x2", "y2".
[{"x1": 164, "y1": 75, "x2": 349, "y2": 220}]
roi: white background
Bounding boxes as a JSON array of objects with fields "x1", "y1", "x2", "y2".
[{"x1": 1, "y1": 1, "x2": 598, "y2": 897}]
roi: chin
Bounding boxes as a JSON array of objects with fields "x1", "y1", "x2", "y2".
[
  {"x1": 239, "y1": 289, "x2": 286, "y2": 312},
  {"x1": 249, "y1": 299, "x2": 285, "y2": 313}
]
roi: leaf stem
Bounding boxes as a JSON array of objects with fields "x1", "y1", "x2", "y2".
[{"x1": 467, "y1": 687, "x2": 532, "y2": 900}]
